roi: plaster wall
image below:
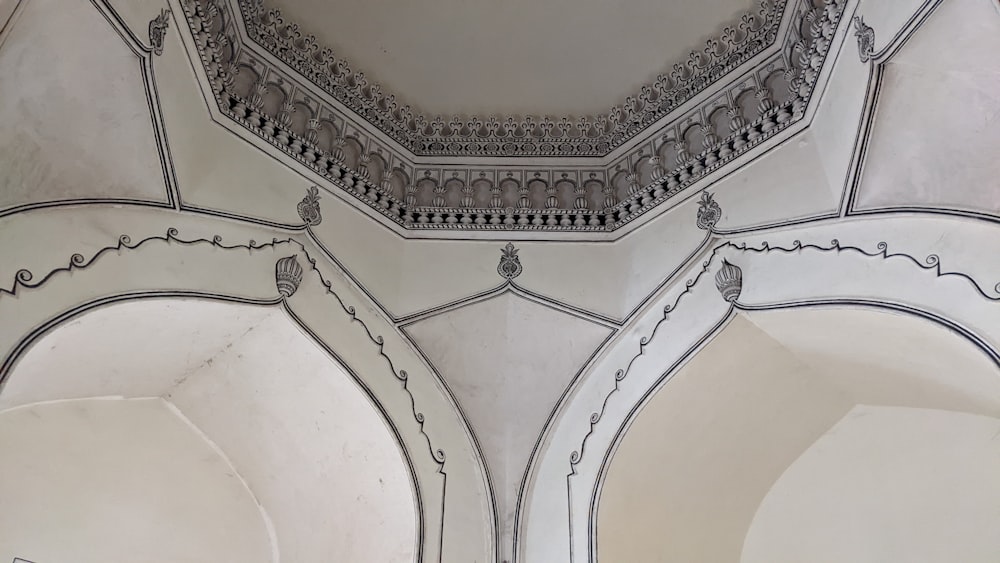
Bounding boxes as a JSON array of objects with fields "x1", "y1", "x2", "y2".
[
  {"x1": 742, "y1": 405, "x2": 1000, "y2": 563},
  {"x1": 1, "y1": 300, "x2": 419, "y2": 563},
  {"x1": 0, "y1": 0, "x2": 166, "y2": 211},
  {"x1": 0, "y1": 398, "x2": 274, "y2": 563},
  {"x1": 855, "y1": 0, "x2": 1000, "y2": 216}
]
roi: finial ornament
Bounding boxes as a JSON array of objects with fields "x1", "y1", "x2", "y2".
[
  {"x1": 714, "y1": 259, "x2": 743, "y2": 302},
  {"x1": 853, "y1": 16, "x2": 875, "y2": 63},
  {"x1": 149, "y1": 8, "x2": 171, "y2": 56},
  {"x1": 696, "y1": 191, "x2": 722, "y2": 231},
  {"x1": 297, "y1": 186, "x2": 323, "y2": 226},
  {"x1": 497, "y1": 243, "x2": 523, "y2": 280},
  {"x1": 275, "y1": 255, "x2": 304, "y2": 297}
]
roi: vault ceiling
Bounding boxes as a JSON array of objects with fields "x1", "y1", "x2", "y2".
[
  {"x1": 403, "y1": 292, "x2": 613, "y2": 544},
  {"x1": 177, "y1": 0, "x2": 850, "y2": 234},
  {"x1": 598, "y1": 308, "x2": 1000, "y2": 562},
  {"x1": 263, "y1": 0, "x2": 755, "y2": 117}
]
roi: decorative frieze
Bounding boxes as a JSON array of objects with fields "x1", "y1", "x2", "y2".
[
  {"x1": 238, "y1": 0, "x2": 786, "y2": 158},
  {"x1": 178, "y1": 0, "x2": 848, "y2": 232}
]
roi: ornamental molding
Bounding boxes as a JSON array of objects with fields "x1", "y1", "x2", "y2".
[
  {"x1": 497, "y1": 243, "x2": 523, "y2": 281},
  {"x1": 149, "y1": 7, "x2": 171, "y2": 56},
  {"x1": 853, "y1": 15, "x2": 875, "y2": 63},
  {"x1": 179, "y1": 0, "x2": 849, "y2": 232},
  {"x1": 237, "y1": 0, "x2": 786, "y2": 158}
]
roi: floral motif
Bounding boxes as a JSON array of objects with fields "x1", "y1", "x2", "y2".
[
  {"x1": 497, "y1": 243, "x2": 523, "y2": 280},
  {"x1": 178, "y1": 0, "x2": 848, "y2": 232},
  {"x1": 853, "y1": 16, "x2": 875, "y2": 63},
  {"x1": 236, "y1": 0, "x2": 785, "y2": 157},
  {"x1": 297, "y1": 186, "x2": 323, "y2": 226},
  {"x1": 149, "y1": 8, "x2": 171, "y2": 56},
  {"x1": 696, "y1": 191, "x2": 722, "y2": 231}
]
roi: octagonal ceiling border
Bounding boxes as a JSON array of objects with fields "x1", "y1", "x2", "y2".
[
  {"x1": 179, "y1": 0, "x2": 848, "y2": 234},
  {"x1": 236, "y1": 0, "x2": 787, "y2": 159}
]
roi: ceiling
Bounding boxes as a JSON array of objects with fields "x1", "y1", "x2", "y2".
[
  {"x1": 0, "y1": 299, "x2": 417, "y2": 563},
  {"x1": 597, "y1": 307, "x2": 1000, "y2": 562},
  {"x1": 265, "y1": 0, "x2": 755, "y2": 116}
]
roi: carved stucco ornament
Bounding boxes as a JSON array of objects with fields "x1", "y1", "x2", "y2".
[
  {"x1": 275, "y1": 255, "x2": 304, "y2": 297},
  {"x1": 853, "y1": 15, "x2": 875, "y2": 63},
  {"x1": 696, "y1": 191, "x2": 722, "y2": 231},
  {"x1": 497, "y1": 243, "x2": 523, "y2": 280},
  {"x1": 297, "y1": 186, "x2": 323, "y2": 226},
  {"x1": 715, "y1": 259, "x2": 743, "y2": 302},
  {"x1": 149, "y1": 8, "x2": 171, "y2": 56}
]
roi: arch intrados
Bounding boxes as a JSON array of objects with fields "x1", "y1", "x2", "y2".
[
  {"x1": 593, "y1": 303, "x2": 1000, "y2": 562},
  {"x1": 0, "y1": 295, "x2": 422, "y2": 563}
]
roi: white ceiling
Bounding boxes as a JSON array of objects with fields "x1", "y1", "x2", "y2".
[
  {"x1": 597, "y1": 307, "x2": 1000, "y2": 562},
  {"x1": 1, "y1": 299, "x2": 417, "y2": 563},
  {"x1": 742, "y1": 405, "x2": 1000, "y2": 563},
  {"x1": 266, "y1": 0, "x2": 755, "y2": 116},
  {"x1": 855, "y1": 0, "x2": 1000, "y2": 214},
  {"x1": 0, "y1": 0, "x2": 166, "y2": 210},
  {"x1": 0, "y1": 398, "x2": 275, "y2": 563},
  {"x1": 403, "y1": 292, "x2": 612, "y2": 544}
]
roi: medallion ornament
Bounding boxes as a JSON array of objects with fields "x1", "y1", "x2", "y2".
[
  {"x1": 696, "y1": 191, "x2": 722, "y2": 231},
  {"x1": 149, "y1": 8, "x2": 171, "y2": 56},
  {"x1": 275, "y1": 255, "x2": 304, "y2": 297},
  {"x1": 297, "y1": 186, "x2": 323, "y2": 226},
  {"x1": 497, "y1": 243, "x2": 523, "y2": 281},
  {"x1": 714, "y1": 259, "x2": 743, "y2": 302},
  {"x1": 853, "y1": 16, "x2": 875, "y2": 63}
]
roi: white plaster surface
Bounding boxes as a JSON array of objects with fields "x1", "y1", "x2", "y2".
[
  {"x1": 169, "y1": 306, "x2": 418, "y2": 563},
  {"x1": 0, "y1": 300, "x2": 418, "y2": 563},
  {"x1": 597, "y1": 307, "x2": 1000, "y2": 562},
  {"x1": 598, "y1": 315, "x2": 852, "y2": 563},
  {"x1": 405, "y1": 293, "x2": 611, "y2": 555},
  {"x1": 742, "y1": 406, "x2": 1000, "y2": 563},
  {"x1": 0, "y1": 398, "x2": 274, "y2": 563},
  {"x1": 269, "y1": 0, "x2": 753, "y2": 116},
  {"x1": 856, "y1": 0, "x2": 1000, "y2": 215},
  {"x1": 708, "y1": 130, "x2": 842, "y2": 230},
  {"x1": 155, "y1": 27, "x2": 308, "y2": 224},
  {"x1": 0, "y1": 0, "x2": 166, "y2": 210}
]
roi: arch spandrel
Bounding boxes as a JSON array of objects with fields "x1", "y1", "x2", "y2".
[
  {"x1": 0, "y1": 208, "x2": 496, "y2": 563},
  {"x1": 519, "y1": 214, "x2": 1000, "y2": 562}
]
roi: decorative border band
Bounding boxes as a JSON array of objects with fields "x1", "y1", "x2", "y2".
[{"x1": 178, "y1": 0, "x2": 848, "y2": 232}]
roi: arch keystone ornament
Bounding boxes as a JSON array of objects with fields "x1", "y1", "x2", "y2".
[
  {"x1": 498, "y1": 242, "x2": 523, "y2": 280},
  {"x1": 715, "y1": 259, "x2": 743, "y2": 302},
  {"x1": 297, "y1": 186, "x2": 323, "y2": 226},
  {"x1": 696, "y1": 191, "x2": 722, "y2": 231},
  {"x1": 148, "y1": 8, "x2": 171, "y2": 56},
  {"x1": 853, "y1": 15, "x2": 875, "y2": 63},
  {"x1": 275, "y1": 255, "x2": 303, "y2": 297}
]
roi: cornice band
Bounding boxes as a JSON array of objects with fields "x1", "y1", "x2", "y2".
[{"x1": 180, "y1": 0, "x2": 848, "y2": 232}]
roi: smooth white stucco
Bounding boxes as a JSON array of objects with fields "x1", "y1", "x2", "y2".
[
  {"x1": 1, "y1": 300, "x2": 419, "y2": 563},
  {"x1": 0, "y1": 398, "x2": 274, "y2": 563},
  {"x1": 405, "y1": 292, "x2": 612, "y2": 554},
  {"x1": 0, "y1": 0, "x2": 165, "y2": 210},
  {"x1": 597, "y1": 307, "x2": 1000, "y2": 563},
  {"x1": 857, "y1": 0, "x2": 1000, "y2": 214},
  {"x1": 743, "y1": 405, "x2": 1000, "y2": 563}
]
